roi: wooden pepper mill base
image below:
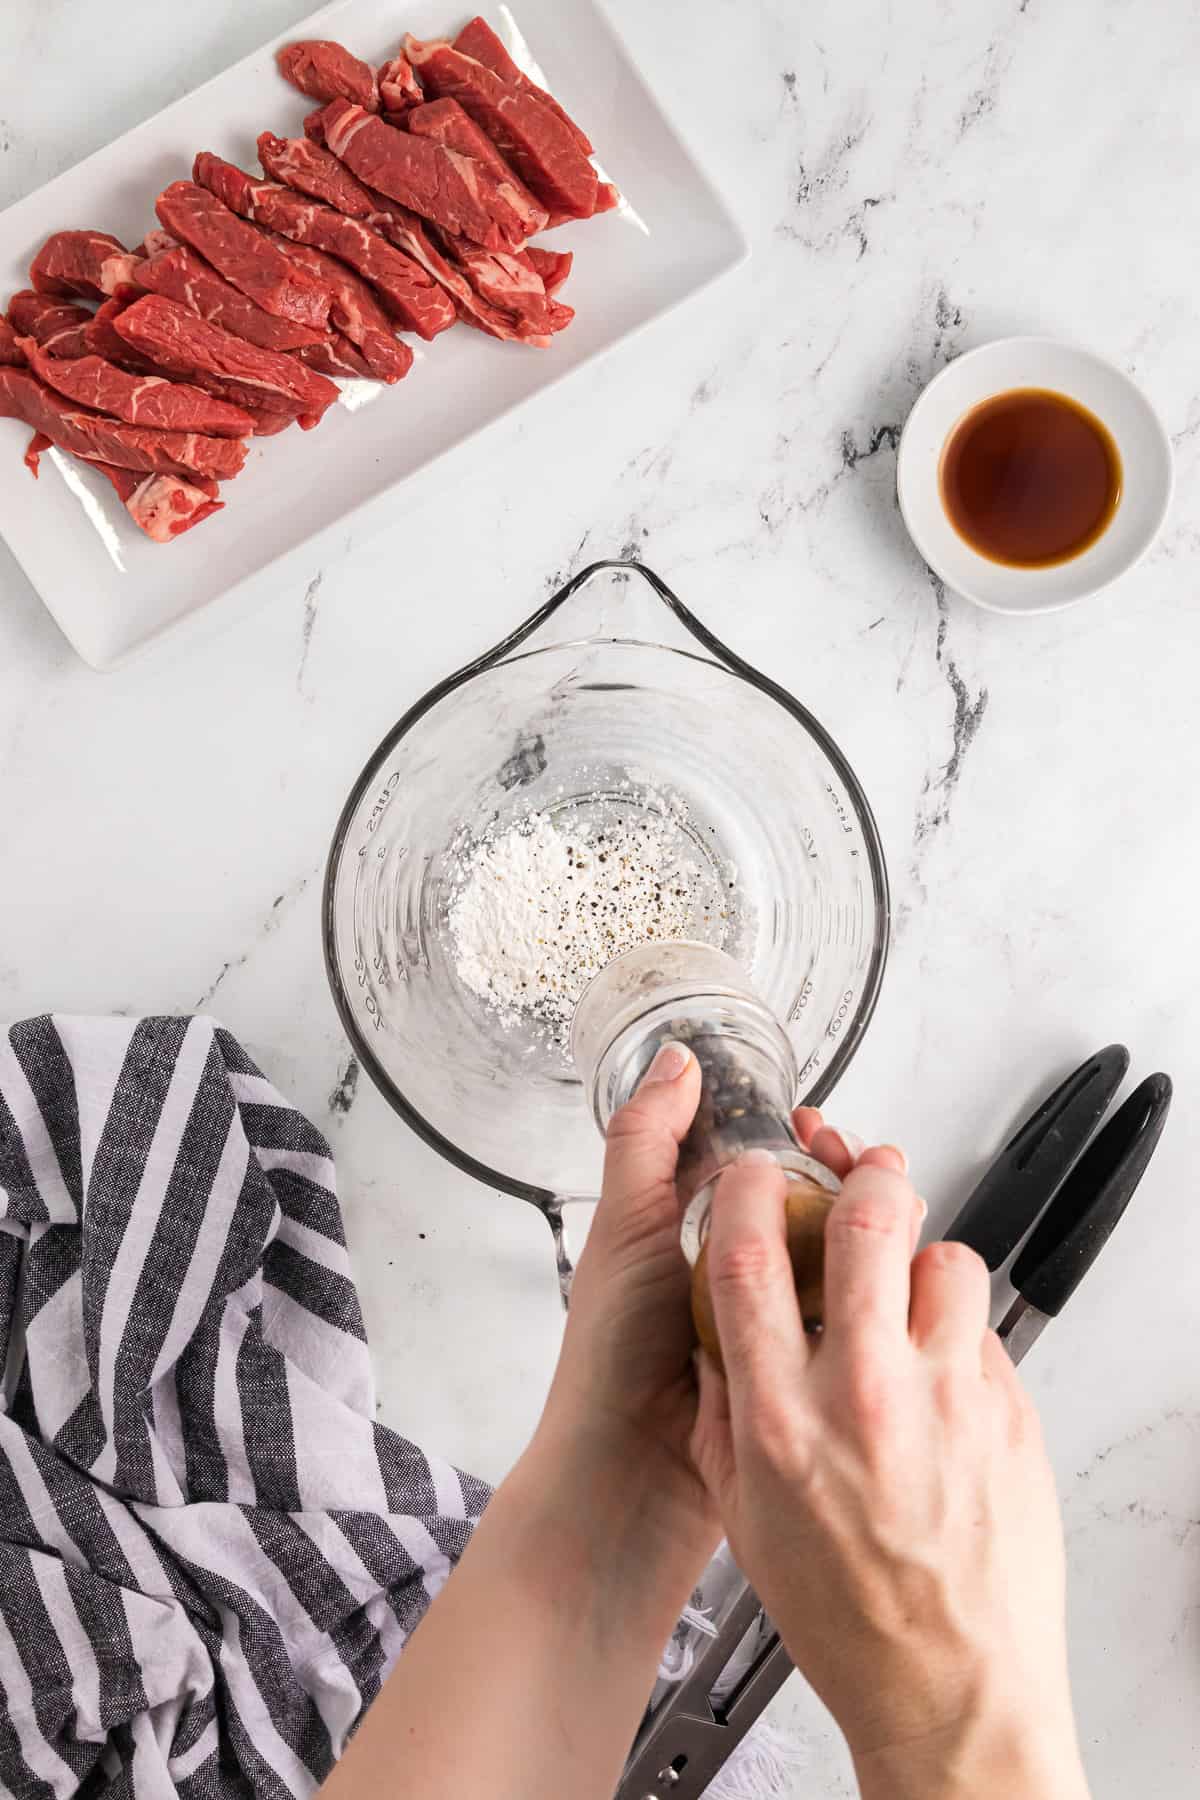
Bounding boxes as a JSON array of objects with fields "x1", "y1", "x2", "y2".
[{"x1": 691, "y1": 1171, "x2": 837, "y2": 1370}]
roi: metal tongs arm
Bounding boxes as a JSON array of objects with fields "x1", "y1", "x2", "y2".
[{"x1": 615, "y1": 1585, "x2": 785, "y2": 1799}]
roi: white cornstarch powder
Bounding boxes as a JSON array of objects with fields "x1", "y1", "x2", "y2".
[{"x1": 448, "y1": 807, "x2": 729, "y2": 1038}]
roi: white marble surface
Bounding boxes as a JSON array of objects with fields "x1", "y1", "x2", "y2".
[{"x1": 2, "y1": 2, "x2": 1198, "y2": 1793}]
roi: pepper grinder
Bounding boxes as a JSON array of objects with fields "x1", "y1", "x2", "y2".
[{"x1": 571, "y1": 942, "x2": 840, "y2": 1353}]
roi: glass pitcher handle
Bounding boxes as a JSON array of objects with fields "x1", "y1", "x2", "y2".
[{"x1": 540, "y1": 1195, "x2": 596, "y2": 1309}]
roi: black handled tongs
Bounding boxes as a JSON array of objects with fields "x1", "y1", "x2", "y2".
[
  {"x1": 615, "y1": 1046, "x2": 1171, "y2": 1800},
  {"x1": 945, "y1": 1048, "x2": 1171, "y2": 1359}
]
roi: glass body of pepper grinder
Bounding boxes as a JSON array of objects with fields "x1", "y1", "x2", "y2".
[{"x1": 572, "y1": 942, "x2": 840, "y2": 1335}]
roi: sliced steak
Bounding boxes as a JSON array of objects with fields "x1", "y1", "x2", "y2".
[
  {"x1": 257, "y1": 130, "x2": 376, "y2": 218},
  {"x1": 91, "y1": 461, "x2": 224, "y2": 540},
  {"x1": 254, "y1": 130, "x2": 525, "y2": 339},
  {"x1": 23, "y1": 430, "x2": 53, "y2": 475},
  {"x1": 404, "y1": 37, "x2": 598, "y2": 220},
  {"x1": 256, "y1": 127, "x2": 470, "y2": 334},
  {"x1": 405, "y1": 96, "x2": 517, "y2": 181},
  {"x1": 524, "y1": 246, "x2": 573, "y2": 296},
  {"x1": 587, "y1": 179, "x2": 620, "y2": 217},
  {"x1": 0, "y1": 320, "x2": 24, "y2": 365},
  {"x1": 378, "y1": 52, "x2": 424, "y2": 120},
  {"x1": 0, "y1": 365, "x2": 246, "y2": 481},
  {"x1": 452, "y1": 15, "x2": 593, "y2": 155},
  {"x1": 112, "y1": 293, "x2": 337, "y2": 428},
  {"x1": 139, "y1": 244, "x2": 324, "y2": 350},
  {"x1": 30, "y1": 230, "x2": 143, "y2": 300},
  {"x1": 296, "y1": 332, "x2": 374, "y2": 378},
  {"x1": 443, "y1": 242, "x2": 567, "y2": 337},
  {"x1": 403, "y1": 98, "x2": 547, "y2": 241},
  {"x1": 17, "y1": 336, "x2": 255, "y2": 437},
  {"x1": 87, "y1": 295, "x2": 159, "y2": 372},
  {"x1": 136, "y1": 228, "x2": 178, "y2": 259},
  {"x1": 88, "y1": 291, "x2": 299, "y2": 429},
  {"x1": 355, "y1": 193, "x2": 556, "y2": 344},
  {"x1": 277, "y1": 39, "x2": 379, "y2": 110},
  {"x1": 263, "y1": 233, "x2": 413, "y2": 381},
  {"x1": 194, "y1": 152, "x2": 455, "y2": 341},
  {"x1": 8, "y1": 291, "x2": 96, "y2": 357},
  {"x1": 318, "y1": 97, "x2": 544, "y2": 250},
  {"x1": 244, "y1": 410, "x2": 295, "y2": 436},
  {"x1": 156, "y1": 180, "x2": 331, "y2": 331}
]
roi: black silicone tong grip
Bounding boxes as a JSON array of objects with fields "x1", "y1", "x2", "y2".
[
  {"x1": 1009, "y1": 1073, "x2": 1172, "y2": 1316},
  {"x1": 943, "y1": 1044, "x2": 1130, "y2": 1269}
]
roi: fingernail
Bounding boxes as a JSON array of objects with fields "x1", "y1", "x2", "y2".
[
  {"x1": 737, "y1": 1148, "x2": 779, "y2": 1167},
  {"x1": 881, "y1": 1143, "x2": 909, "y2": 1174},
  {"x1": 642, "y1": 1040, "x2": 692, "y2": 1085},
  {"x1": 916, "y1": 1194, "x2": 928, "y2": 1221},
  {"x1": 828, "y1": 1127, "x2": 865, "y2": 1161}
]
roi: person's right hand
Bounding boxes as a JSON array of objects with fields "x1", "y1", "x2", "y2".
[{"x1": 689, "y1": 1127, "x2": 1091, "y2": 1800}]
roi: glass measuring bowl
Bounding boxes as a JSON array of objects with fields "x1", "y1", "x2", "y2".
[{"x1": 323, "y1": 561, "x2": 890, "y2": 1286}]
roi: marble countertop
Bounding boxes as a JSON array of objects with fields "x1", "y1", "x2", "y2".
[{"x1": 2, "y1": 1, "x2": 1197, "y2": 1792}]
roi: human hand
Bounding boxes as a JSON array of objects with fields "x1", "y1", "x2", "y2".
[
  {"x1": 690, "y1": 1112, "x2": 1090, "y2": 1800},
  {"x1": 537, "y1": 1041, "x2": 718, "y2": 1588}
]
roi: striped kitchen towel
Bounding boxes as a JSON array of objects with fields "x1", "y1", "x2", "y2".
[{"x1": 0, "y1": 1015, "x2": 489, "y2": 1798}]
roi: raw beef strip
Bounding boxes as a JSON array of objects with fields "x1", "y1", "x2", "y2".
[
  {"x1": 296, "y1": 332, "x2": 373, "y2": 378},
  {"x1": 139, "y1": 244, "x2": 324, "y2": 350},
  {"x1": 378, "y1": 52, "x2": 424, "y2": 119},
  {"x1": 137, "y1": 229, "x2": 177, "y2": 258},
  {"x1": 194, "y1": 152, "x2": 455, "y2": 341},
  {"x1": 404, "y1": 37, "x2": 598, "y2": 220},
  {"x1": 452, "y1": 15, "x2": 593, "y2": 154},
  {"x1": 0, "y1": 320, "x2": 24, "y2": 365},
  {"x1": 30, "y1": 230, "x2": 143, "y2": 300},
  {"x1": 0, "y1": 365, "x2": 246, "y2": 481},
  {"x1": 243, "y1": 410, "x2": 295, "y2": 436},
  {"x1": 87, "y1": 291, "x2": 299, "y2": 428},
  {"x1": 258, "y1": 130, "x2": 375, "y2": 218},
  {"x1": 113, "y1": 294, "x2": 337, "y2": 428},
  {"x1": 303, "y1": 106, "x2": 328, "y2": 143},
  {"x1": 406, "y1": 96, "x2": 517, "y2": 180},
  {"x1": 254, "y1": 129, "x2": 538, "y2": 340},
  {"x1": 318, "y1": 98, "x2": 544, "y2": 250},
  {"x1": 277, "y1": 39, "x2": 379, "y2": 110},
  {"x1": 23, "y1": 431, "x2": 52, "y2": 474},
  {"x1": 326, "y1": 134, "x2": 557, "y2": 335},
  {"x1": 541, "y1": 184, "x2": 619, "y2": 231},
  {"x1": 7, "y1": 291, "x2": 95, "y2": 357},
  {"x1": 257, "y1": 129, "x2": 474, "y2": 326},
  {"x1": 156, "y1": 181, "x2": 331, "y2": 330},
  {"x1": 263, "y1": 233, "x2": 413, "y2": 381},
  {"x1": 91, "y1": 461, "x2": 224, "y2": 540},
  {"x1": 443, "y1": 242, "x2": 569, "y2": 336},
  {"x1": 339, "y1": 189, "x2": 554, "y2": 344},
  {"x1": 367, "y1": 207, "x2": 515, "y2": 336},
  {"x1": 403, "y1": 99, "x2": 547, "y2": 240},
  {"x1": 88, "y1": 295, "x2": 161, "y2": 372},
  {"x1": 524, "y1": 245, "x2": 573, "y2": 296},
  {"x1": 17, "y1": 336, "x2": 255, "y2": 436}
]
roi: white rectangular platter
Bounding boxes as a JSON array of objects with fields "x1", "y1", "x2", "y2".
[{"x1": 0, "y1": 0, "x2": 747, "y2": 667}]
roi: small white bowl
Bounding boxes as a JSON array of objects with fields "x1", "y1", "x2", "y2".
[{"x1": 896, "y1": 336, "x2": 1174, "y2": 614}]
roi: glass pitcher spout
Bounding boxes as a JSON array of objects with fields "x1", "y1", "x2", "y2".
[{"x1": 456, "y1": 557, "x2": 760, "y2": 673}]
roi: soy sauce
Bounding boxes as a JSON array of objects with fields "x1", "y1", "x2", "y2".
[{"x1": 939, "y1": 388, "x2": 1122, "y2": 568}]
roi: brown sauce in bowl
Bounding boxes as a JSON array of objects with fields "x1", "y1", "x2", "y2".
[{"x1": 939, "y1": 388, "x2": 1122, "y2": 568}]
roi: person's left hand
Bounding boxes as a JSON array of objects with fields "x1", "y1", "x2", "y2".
[
  {"x1": 536, "y1": 1040, "x2": 718, "y2": 1577},
  {"x1": 534, "y1": 1048, "x2": 906, "y2": 1611}
]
